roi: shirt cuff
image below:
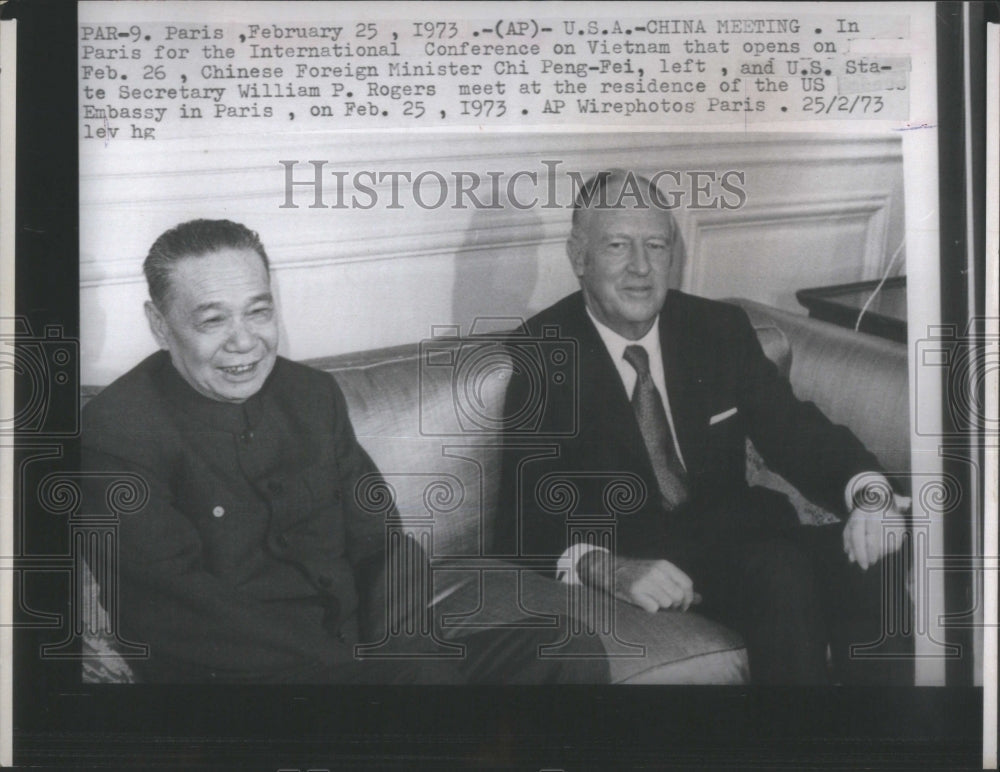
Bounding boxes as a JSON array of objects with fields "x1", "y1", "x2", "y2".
[
  {"x1": 844, "y1": 471, "x2": 892, "y2": 512},
  {"x1": 556, "y1": 543, "x2": 609, "y2": 585}
]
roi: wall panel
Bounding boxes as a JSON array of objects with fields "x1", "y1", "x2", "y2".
[{"x1": 81, "y1": 132, "x2": 904, "y2": 384}]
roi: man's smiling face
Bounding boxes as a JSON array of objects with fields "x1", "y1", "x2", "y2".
[
  {"x1": 569, "y1": 201, "x2": 679, "y2": 341},
  {"x1": 145, "y1": 247, "x2": 279, "y2": 402}
]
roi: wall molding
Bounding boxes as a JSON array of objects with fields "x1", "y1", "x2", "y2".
[
  {"x1": 682, "y1": 192, "x2": 893, "y2": 297},
  {"x1": 80, "y1": 132, "x2": 902, "y2": 206},
  {"x1": 80, "y1": 219, "x2": 572, "y2": 287},
  {"x1": 81, "y1": 132, "x2": 905, "y2": 381},
  {"x1": 80, "y1": 133, "x2": 902, "y2": 287}
]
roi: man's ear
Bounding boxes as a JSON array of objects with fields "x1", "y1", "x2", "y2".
[
  {"x1": 566, "y1": 233, "x2": 587, "y2": 278},
  {"x1": 144, "y1": 300, "x2": 170, "y2": 349},
  {"x1": 667, "y1": 230, "x2": 688, "y2": 290}
]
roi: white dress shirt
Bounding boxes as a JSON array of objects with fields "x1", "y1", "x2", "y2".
[
  {"x1": 557, "y1": 309, "x2": 686, "y2": 584},
  {"x1": 585, "y1": 307, "x2": 686, "y2": 469}
]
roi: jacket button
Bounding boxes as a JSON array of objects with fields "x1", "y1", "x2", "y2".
[
  {"x1": 336, "y1": 630, "x2": 347, "y2": 642},
  {"x1": 332, "y1": 489, "x2": 342, "y2": 504},
  {"x1": 275, "y1": 534, "x2": 289, "y2": 549},
  {"x1": 211, "y1": 505, "x2": 225, "y2": 518},
  {"x1": 267, "y1": 480, "x2": 283, "y2": 495},
  {"x1": 239, "y1": 430, "x2": 254, "y2": 445},
  {"x1": 317, "y1": 574, "x2": 333, "y2": 589}
]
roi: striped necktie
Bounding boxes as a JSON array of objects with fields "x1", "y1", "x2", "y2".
[{"x1": 623, "y1": 344, "x2": 689, "y2": 510}]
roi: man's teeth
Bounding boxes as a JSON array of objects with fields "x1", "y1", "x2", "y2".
[{"x1": 222, "y1": 364, "x2": 255, "y2": 374}]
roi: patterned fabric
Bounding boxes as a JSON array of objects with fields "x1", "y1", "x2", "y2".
[
  {"x1": 745, "y1": 439, "x2": 840, "y2": 526},
  {"x1": 82, "y1": 633, "x2": 136, "y2": 684}
]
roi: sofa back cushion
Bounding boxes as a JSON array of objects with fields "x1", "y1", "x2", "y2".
[
  {"x1": 733, "y1": 299, "x2": 910, "y2": 481},
  {"x1": 312, "y1": 342, "x2": 511, "y2": 557}
]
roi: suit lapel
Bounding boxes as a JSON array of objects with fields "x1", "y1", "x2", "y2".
[{"x1": 661, "y1": 292, "x2": 704, "y2": 475}]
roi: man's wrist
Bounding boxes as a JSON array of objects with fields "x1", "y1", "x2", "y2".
[
  {"x1": 557, "y1": 543, "x2": 609, "y2": 585},
  {"x1": 576, "y1": 548, "x2": 613, "y2": 591},
  {"x1": 845, "y1": 471, "x2": 893, "y2": 513}
]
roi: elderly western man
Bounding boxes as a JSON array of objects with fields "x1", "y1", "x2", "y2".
[{"x1": 496, "y1": 170, "x2": 912, "y2": 685}]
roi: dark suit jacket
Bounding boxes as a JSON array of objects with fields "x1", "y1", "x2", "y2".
[
  {"x1": 82, "y1": 351, "x2": 405, "y2": 682},
  {"x1": 495, "y1": 290, "x2": 881, "y2": 569}
]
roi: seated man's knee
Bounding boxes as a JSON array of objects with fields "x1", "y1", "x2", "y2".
[{"x1": 741, "y1": 537, "x2": 819, "y2": 606}]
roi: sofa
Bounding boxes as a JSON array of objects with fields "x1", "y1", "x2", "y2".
[{"x1": 81, "y1": 297, "x2": 910, "y2": 684}]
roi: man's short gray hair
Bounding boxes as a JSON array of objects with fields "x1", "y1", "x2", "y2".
[
  {"x1": 569, "y1": 170, "x2": 677, "y2": 240},
  {"x1": 143, "y1": 219, "x2": 269, "y2": 310}
]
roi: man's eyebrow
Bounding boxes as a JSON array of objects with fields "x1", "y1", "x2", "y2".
[
  {"x1": 191, "y1": 294, "x2": 273, "y2": 315},
  {"x1": 192, "y1": 301, "x2": 227, "y2": 315},
  {"x1": 603, "y1": 231, "x2": 671, "y2": 239}
]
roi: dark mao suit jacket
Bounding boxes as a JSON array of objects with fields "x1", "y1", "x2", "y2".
[
  {"x1": 495, "y1": 290, "x2": 881, "y2": 569},
  {"x1": 82, "y1": 352, "x2": 397, "y2": 682}
]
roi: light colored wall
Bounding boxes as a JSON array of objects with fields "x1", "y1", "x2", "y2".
[{"x1": 81, "y1": 132, "x2": 904, "y2": 385}]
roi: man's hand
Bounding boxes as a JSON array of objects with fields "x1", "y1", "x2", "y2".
[
  {"x1": 843, "y1": 487, "x2": 911, "y2": 571},
  {"x1": 578, "y1": 551, "x2": 700, "y2": 613}
]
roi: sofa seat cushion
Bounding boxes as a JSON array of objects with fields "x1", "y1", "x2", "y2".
[
  {"x1": 608, "y1": 607, "x2": 748, "y2": 684},
  {"x1": 434, "y1": 565, "x2": 748, "y2": 685}
]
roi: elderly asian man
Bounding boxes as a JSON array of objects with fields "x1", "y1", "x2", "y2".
[{"x1": 82, "y1": 218, "x2": 609, "y2": 684}]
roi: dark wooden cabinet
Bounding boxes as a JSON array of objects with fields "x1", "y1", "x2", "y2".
[{"x1": 796, "y1": 276, "x2": 907, "y2": 343}]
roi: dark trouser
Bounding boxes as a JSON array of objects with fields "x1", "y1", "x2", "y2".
[
  {"x1": 660, "y1": 521, "x2": 913, "y2": 685},
  {"x1": 456, "y1": 623, "x2": 611, "y2": 685},
  {"x1": 310, "y1": 623, "x2": 610, "y2": 685},
  {"x1": 149, "y1": 615, "x2": 609, "y2": 685}
]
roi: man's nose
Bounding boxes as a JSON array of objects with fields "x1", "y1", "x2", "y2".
[
  {"x1": 225, "y1": 322, "x2": 256, "y2": 352},
  {"x1": 627, "y1": 244, "x2": 652, "y2": 275}
]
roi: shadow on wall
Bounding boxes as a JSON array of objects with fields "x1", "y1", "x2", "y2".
[
  {"x1": 449, "y1": 189, "x2": 689, "y2": 337},
  {"x1": 451, "y1": 205, "x2": 543, "y2": 336}
]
